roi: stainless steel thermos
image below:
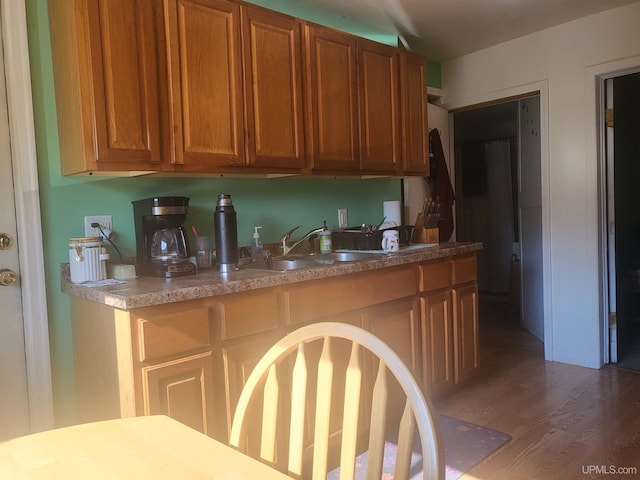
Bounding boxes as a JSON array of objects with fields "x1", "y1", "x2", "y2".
[{"x1": 214, "y1": 194, "x2": 238, "y2": 272}]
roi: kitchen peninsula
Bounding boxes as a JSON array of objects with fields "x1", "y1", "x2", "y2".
[{"x1": 63, "y1": 243, "x2": 481, "y2": 442}]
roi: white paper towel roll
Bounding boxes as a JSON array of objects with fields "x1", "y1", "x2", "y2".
[{"x1": 383, "y1": 200, "x2": 401, "y2": 225}]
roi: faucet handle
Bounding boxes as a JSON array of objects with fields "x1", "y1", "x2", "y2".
[{"x1": 280, "y1": 225, "x2": 301, "y2": 241}]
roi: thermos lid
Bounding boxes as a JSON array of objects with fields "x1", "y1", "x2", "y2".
[{"x1": 217, "y1": 194, "x2": 233, "y2": 206}]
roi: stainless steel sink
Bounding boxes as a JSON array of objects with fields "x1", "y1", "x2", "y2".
[
  {"x1": 242, "y1": 251, "x2": 386, "y2": 271},
  {"x1": 318, "y1": 251, "x2": 386, "y2": 262}
]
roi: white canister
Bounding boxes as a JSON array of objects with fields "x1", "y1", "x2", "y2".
[{"x1": 69, "y1": 237, "x2": 104, "y2": 283}]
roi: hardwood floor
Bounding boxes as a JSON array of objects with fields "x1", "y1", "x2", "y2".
[{"x1": 434, "y1": 300, "x2": 640, "y2": 480}]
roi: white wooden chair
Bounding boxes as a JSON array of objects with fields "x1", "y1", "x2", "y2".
[{"x1": 229, "y1": 322, "x2": 444, "y2": 479}]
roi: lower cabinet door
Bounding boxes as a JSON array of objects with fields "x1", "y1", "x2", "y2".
[
  {"x1": 453, "y1": 283, "x2": 479, "y2": 384},
  {"x1": 142, "y1": 351, "x2": 216, "y2": 436},
  {"x1": 364, "y1": 298, "x2": 422, "y2": 422},
  {"x1": 221, "y1": 335, "x2": 280, "y2": 438},
  {"x1": 420, "y1": 290, "x2": 454, "y2": 397}
]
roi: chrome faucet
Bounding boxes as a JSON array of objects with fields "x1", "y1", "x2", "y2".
[{"x1": 280, "y1": 225, "x2": 327, "y2": 256}]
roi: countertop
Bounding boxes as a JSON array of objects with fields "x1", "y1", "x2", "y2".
[{"x1": 62, "y1": 242, "x2": 482, "y2": 310}]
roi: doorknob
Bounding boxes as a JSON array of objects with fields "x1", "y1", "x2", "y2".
[
  {"x1": 0, "y1": 233, "x2": 13, "y2": 250},
  {"x1": 0, "y1": 268, "x2": 17, "y2": 286}
]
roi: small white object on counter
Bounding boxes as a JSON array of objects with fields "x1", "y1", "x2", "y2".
[{"x1": 110, "y1": 263, "x2": 137, "y2": 280}]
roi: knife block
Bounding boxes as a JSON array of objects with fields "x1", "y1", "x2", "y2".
[{"x1": 420, "y1": 227, "x2": 439, "y2": 244}]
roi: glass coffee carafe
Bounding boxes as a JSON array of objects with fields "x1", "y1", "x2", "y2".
[{"x1": 150, "y1": 227, "x2": 189, "y2": 264}]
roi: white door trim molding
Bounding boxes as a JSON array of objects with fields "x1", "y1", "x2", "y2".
[
  {"x1": 587, "y1": 55, "x2": 640, "y2": 366},
  {"x1": 2, "y1": 0, "x2": 54, "y2": 432}
]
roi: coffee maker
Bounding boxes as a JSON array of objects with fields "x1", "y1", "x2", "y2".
[{"x1": 132, "y1": 196, "x2": 196, "y2": 277}]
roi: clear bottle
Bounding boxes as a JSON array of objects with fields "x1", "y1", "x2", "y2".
[{"x1": 251, "y1": 226, "x2": 263, "y2": 262}]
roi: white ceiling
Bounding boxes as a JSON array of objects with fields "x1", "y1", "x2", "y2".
[{"x1": 302, "y1": 0, "x2": 640, "y2": 61}]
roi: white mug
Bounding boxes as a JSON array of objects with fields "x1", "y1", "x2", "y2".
[{"x1": 381, "y1": 230, "x2": 400, "y2": 252}]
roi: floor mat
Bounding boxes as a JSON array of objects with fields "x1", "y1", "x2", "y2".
[{"x1": 327, "y1": 414, "x2": 511, "y2": 480}]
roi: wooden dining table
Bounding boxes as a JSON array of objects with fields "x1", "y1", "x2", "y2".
[{"x1": 0, "y1": 415, "x2": 292, "y2": 479}]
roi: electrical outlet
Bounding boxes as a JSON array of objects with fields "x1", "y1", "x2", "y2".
[
  {"x1": 338, "y1": 208, "x2": 348, "y2": 228},
  {"x1": 84, "y1": 215, "x2": 113, "y2": 239}
]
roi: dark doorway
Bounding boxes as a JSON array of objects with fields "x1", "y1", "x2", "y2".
[
  {"x1": 453, "y1": 102, "x2": 519, "y2": 301},
  {"x1": 453, "y1": 96, "x2": 543, "y2": 343},
  {"x1": 613, "y1": 71, "x2": 640, "y2": 370}
]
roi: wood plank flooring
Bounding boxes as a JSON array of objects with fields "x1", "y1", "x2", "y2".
[{"x1": 434, "y1": 300, "x2": 640, "y2": 480}]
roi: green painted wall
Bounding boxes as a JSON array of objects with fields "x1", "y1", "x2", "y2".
[{"x1": 25, "y1": 0, "x2": 415, "y2": 426}]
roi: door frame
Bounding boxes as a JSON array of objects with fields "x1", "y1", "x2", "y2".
[
  {"x1": 442, "y1": 80, "x2": 552, "y2": 361},
  {"x1": 591, "y1": 57, "x2": 640, "y2": 365},
  {"x1": 2, "y1": 0, "x2": 54, "y2": 431}
]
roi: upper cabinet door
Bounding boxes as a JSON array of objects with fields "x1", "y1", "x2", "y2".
[
  {"x1": 401, "y1": 52, "x2": 429, "y2": 174},
  {"x1": 241, "y1": 6, "x2": 305, "y2": 170},
  {"x1": 49, "y1": 0, "x2": 162, "y2": 174},
  {"x1": 304, "y1": 24, "x2": 359, "y2": 172},
  {"x1": 357, "y1": 39, "x2": 401, "y2": 174},
  {"x1": 161, "y1": 0, "x2": 245, "y2": 169}
]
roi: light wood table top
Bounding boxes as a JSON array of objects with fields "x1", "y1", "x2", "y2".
[{"x1": 0, "y1": 415, "x2": 292, "y2": 479}]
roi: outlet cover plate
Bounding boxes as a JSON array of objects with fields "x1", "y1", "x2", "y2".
[{"x1": 84, "y1": 215, "x2": 113, "y2": 238}]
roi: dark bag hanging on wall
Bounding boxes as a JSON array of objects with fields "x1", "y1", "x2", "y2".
[{"x1": 429, "y1": 129, "x2": 455, "y2": 242}]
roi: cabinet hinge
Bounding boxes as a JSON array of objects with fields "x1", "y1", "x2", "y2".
[{"x1": 605, "y1": 108, "x2": 614, "y2": 127}]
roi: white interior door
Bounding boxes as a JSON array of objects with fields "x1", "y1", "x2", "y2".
[
  {"x1": 0, "y1": 15, "x2": 30, "y2": 440},
  {"x1": 518, "y1": 97, "x2": 544, "y2": 342},
  {"x1": 0, "y1": 1, "x2": 54, "y2": 439}
]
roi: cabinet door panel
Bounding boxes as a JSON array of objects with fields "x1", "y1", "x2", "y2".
[
  {"x1": 358, "y1": 39, "x2": 400, "y2": 173},
  {"x1": 364, "y1": 299, "x2": 421, "y2": 424},
  {"x1": 304, "y1": 24, "x2": 359, "y2": 171},
  {"x1": 420, "y1": 290, "x2": 453, "y2": 396},
  {"x1": 50, "y1": 0, "x2": 162, "y2": 174},
  {"x1": 91, "y1": 1, "x2": 161, "y2": 164},
  {"x1": 453, "y1": 284, "x2": 479, "y2": 383},
  {"x1": 143, "y1": 352, "x2": 216, "y2": 436},
  {"x1": 162, "y1": 0, "x2": 244, "y2": 167},
  {"x1": 221, "y1": 335, "x2": 280, "y2": 436},
  {"x1": 242, "y1": 6, "x2": 305, "y2": 169},
  {"x1": 401, "y1": 52, "x2": 428, "y2": 173}
]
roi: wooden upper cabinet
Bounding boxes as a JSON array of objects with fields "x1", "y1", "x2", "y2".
[
  {"x1": 49, "y1": 0, "x2": 162, "y2": 175},
  {"x1": 401, "y1": 51, "x2": 429, "y2": 174},
  {"x1": 357, "y1": 39, "x2": 401, "y2": 174},
  {"x1": 159, "y1": 0, "x2": 245, "y2": 169},
  {"x1": 50, "y1": 0, "x2": 429, "y2": 176},
  {"x1": 241, "y1": 6, "x2": 305, "y2": 169},
  {"x1": 304, "y1": 24, "x2": 359, "y2": 172}
]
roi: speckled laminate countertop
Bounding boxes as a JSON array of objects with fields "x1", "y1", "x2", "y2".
[{"x1": 61, "y1": 242, "x2": 482, "y2": 310}]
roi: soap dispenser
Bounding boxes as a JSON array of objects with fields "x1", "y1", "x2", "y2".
[
  {"x1": 251, "y1": 226, "x2": 263, "y2": 262},
  {"x1": 318, "y1": 221, "x2": 332, "y2": 254}
]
